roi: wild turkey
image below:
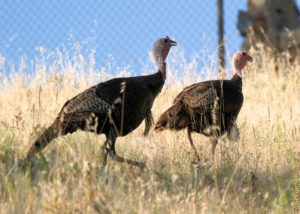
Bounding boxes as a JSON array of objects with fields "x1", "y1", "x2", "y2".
[
  {"x1": 28, "y1": 36, "x2": 177, "y2": 169},
  {"x1": 155, "y1": 51, "x2": 253, "y2": 162}
]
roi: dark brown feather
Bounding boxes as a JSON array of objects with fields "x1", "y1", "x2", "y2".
[
  {"x1": 29, "y1": 71, "x2": 165, "y2": 154},
  {"x1": 155, "y1": 75, "x2": 244, "y2": 138}
]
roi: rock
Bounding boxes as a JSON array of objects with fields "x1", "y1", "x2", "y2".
[{"x1": 237, "y1": 0, "x2": 300, "y2": 62}]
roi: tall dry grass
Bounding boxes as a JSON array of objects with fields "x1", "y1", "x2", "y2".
[{"x1": 0, "y1": 48, "x2": 299, "y2": 213}]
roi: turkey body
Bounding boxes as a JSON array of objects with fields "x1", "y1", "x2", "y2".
[
  {"x1": 57, "y1": 71, "x2": 164, "y2": 137},
  {"x1": 155, "y1": 74, "x2": 244, "y2": 161},
  {"x1": 30, "y1": 71, "x2": 164, "y2": 168},
  {"x1": 175, "y1": 75, "x2": 243, "y2": 135}
]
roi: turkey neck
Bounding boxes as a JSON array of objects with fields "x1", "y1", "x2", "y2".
[{"x1": 229, "y1": 73, "x2": 243, "y2": 90}]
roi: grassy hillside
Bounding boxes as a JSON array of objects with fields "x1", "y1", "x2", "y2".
[{"x1": 0, "y1": 50, "x2": 299, "y2": 213}]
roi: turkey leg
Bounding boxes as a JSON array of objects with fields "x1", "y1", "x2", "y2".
[
  {"x1": 187, "y1": 128, "x2": 201, "y2": 163},
  {"x1": 103, "y1": 131, "x2": 146, "y2": 169}
]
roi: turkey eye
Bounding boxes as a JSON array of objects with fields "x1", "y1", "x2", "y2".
[
  {"x1": 165, "y1": 39, "x2": 168, "y2": 43},
  {"x1": 242, "y1": 52, "x2": 246, "y2": 56}
]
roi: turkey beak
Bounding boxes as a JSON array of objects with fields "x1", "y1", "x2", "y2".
[
  {"x1": 247, "y1": 55, "x2": 253, "y2": 62},
  {"x1": 169, "y1": 39, "x2": 177, "y2": 47}
]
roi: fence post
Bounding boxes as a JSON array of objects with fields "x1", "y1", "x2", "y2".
[{"x1": 218, "y1": 0, "x2": 225, "y2": 73}]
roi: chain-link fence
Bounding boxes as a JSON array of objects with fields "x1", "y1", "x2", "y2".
[{"x1": 1, "y1": 0, "x2": 299, "y2": 76}]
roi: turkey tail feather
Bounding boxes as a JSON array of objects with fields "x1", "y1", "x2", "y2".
[
  {"x1": 28, "y1": 125, "x2": 58, "y2": 154},
  {"x1": 28, "y1": 112, "x2": 92, "y2": 154},
  {"x1": 154, "y1": 103, "x2": 190, "y2": 132}
]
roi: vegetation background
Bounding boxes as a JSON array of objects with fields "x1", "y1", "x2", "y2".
[
  {"x1": 0, "y1": 47, "x2": 299, "y2": 213},
  {"x1": 0, "y1": 0, "x2": 300, "y2": 213}
]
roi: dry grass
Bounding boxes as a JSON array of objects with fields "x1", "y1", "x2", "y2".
[{"x1": 0, "y1": 49, "x2": 299, "y2": 213}]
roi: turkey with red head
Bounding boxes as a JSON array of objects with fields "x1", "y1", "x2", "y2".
[
  {"x1": 155, "y1": 51, "x2": 253, "y2": 163},
  {"x1": 28, "y1": 36, "x2": 177, "y2": 169}
]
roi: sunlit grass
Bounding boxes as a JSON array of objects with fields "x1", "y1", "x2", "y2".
[{"x1": 0, "y1": 48, "x2": 299, "y2": 213}]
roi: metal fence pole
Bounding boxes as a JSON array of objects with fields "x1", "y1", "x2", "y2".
[{"x1": 218, "y1": 0, "x2": 225, "y2": 73}]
